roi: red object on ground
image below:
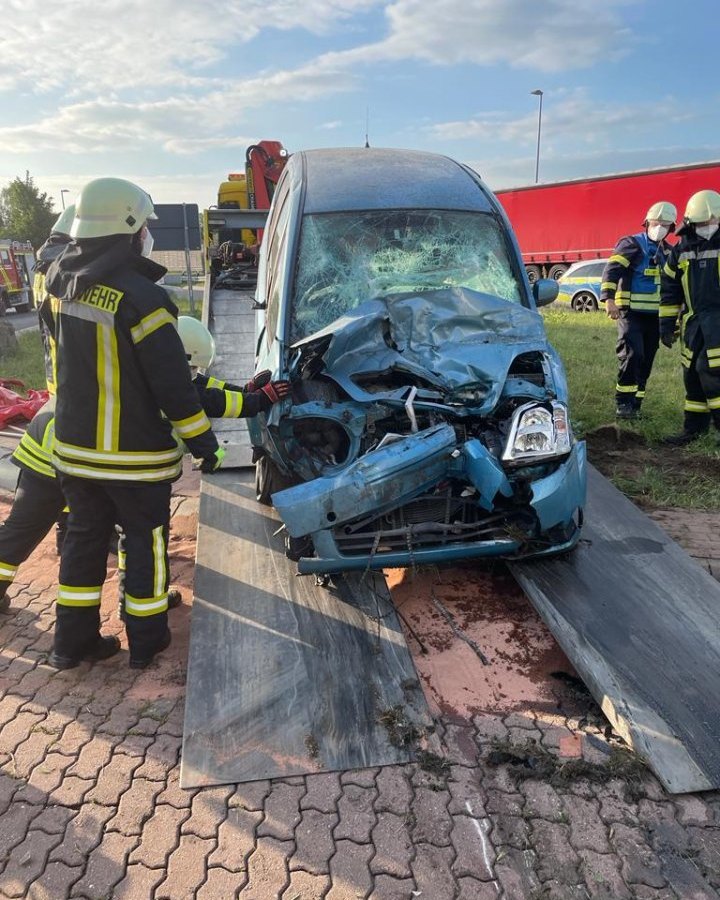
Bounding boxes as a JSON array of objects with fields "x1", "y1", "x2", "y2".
[
  {"x1": 494, "y1": 160, "x2": 720, "y2": 271},
  {"x1": 0, "y1": 379, "x2": 49, "y2": 429}
]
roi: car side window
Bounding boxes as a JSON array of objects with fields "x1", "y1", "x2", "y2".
[{"x1": 265, "y1": 188, "x2": 292, "y2": 345}]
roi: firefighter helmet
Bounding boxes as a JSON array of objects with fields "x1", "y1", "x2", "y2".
[
  {"x1": 683, "y1": 190, "x2": 720, "y2": 224},
  {"x1": 52, "y1": 204, "x2": 76, "y2": 237},
  {"x1": 644, "y1": 201, "x2": 677, "y2": 224},
  {"x1": 70, "y1": 177, "x2": 158, "y2": 239},
  {"x1": 177, "y1": 316, "x2": 215, "y2": 370}
]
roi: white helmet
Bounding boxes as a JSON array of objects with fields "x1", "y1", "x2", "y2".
[
  {"x1": 70, "y1": 177, "x2": 157, "y2": 239},
  {"x1": 177, "y1": 316, "x2": 215, "y2": 370},
  {"x1": 644, "y1": 201, "x2": 677, "y2": 224},
  {"x1": 52, "y1": 204, "x2": 76, "y2": 236},
  {"x1": 683, "y1": 190, "x2": 720, "y2": 224}
]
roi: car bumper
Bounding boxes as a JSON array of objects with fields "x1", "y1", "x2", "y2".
[{"x1": 273, "y1": 438, "x2": 586, "y2": 575}]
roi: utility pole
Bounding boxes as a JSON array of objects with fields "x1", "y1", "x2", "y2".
[{"x1": 531, "y1": 89, "x2": 543, "y2": 184}]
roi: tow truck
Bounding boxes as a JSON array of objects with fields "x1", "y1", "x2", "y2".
[
  {"x1": 203, "y1": 140, "x2": 289, "y2": 289},
  {"x1": 0, "y1": 240, "x2": 35, "y2": 314}
]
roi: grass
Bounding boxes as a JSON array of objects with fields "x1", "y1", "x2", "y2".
[
  {"x1": 543, "y1": 307, "x2": 720, "y2": 509},
  {"x1": 0, "y1": 330, "x2": 47, "y2": 391}
]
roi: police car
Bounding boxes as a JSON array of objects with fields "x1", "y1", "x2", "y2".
[{"x1": 555, "y1": 260, "x2": 609, "y2": 312}]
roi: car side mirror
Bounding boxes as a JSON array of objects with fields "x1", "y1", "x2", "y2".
[{"x1": 533, "y1": 278, "x2": 559, "y2": 308}]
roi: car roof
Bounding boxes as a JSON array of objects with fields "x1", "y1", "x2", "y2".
[
  {"x1": 295, "y1": 148, "x2": 495, "y2": 215},
  {"x1": 564, "y1": 259, "x2": 609, "y2": 275}
]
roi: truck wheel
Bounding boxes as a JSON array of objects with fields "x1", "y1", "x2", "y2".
[
  {"x1": 255, "y1": 455, "x2": 291, "y2": 506},
  {"x1": 526, "y1": 265, "x2": 542, "y2": 284},
  {"x1": 15, "y1": 301, "x2": 31, "y2": 313},
  {"x1": 548, "y1": 264, "x2": 568, "y2": 280},
  {"x1": 0, "y1": 294, "x2": 6, "y2": 316},
  {"x1": 571, "y1": 291, "x2": 598, "y2": 312}
]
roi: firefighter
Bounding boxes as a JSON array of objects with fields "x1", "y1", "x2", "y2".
[
  {"x1": 659, "y1": 190, "x2": 720, "y2": 445},
  {"x1": 601, "y1": 201, "x2": 677, "y2": 419},
  {"x1": 116, "y1": 317, "x2": 291, "y2": 621},
  {"x1": 0, "y1": 398, "x2": 63, "y2": 614},
  {"x1": 43, "y1": 177, "x2": 225, "y2": 670}
]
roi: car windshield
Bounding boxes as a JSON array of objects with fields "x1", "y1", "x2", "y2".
[{"x1": 290, "y1": 209, "x2": 524, "y2": 342}]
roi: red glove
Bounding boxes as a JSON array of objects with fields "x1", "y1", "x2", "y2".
[
  {"x1": 244, "y1": 370, "x2": 272, "y2": 392},
  {"x1": 256, "y1": 381, "x2": 292, "y2": 411}
]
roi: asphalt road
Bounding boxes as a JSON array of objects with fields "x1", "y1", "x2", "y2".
[{"x1": 2, "y1": 309, "x2": 38, "y2": 332}]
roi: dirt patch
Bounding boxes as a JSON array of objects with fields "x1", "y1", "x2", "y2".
[
  {"x1": 388, "y1": 564, "x2": 581, "y2": 721},
  {"x1": 585, "y1": 425, "x2": 720, "y2": 508},
  {"x1": 486, "y1": 736, "x2": 649, "y2": 802}
]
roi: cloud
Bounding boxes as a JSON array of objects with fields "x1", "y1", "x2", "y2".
[
  {"x1": 429, "y1": 90, "x2": 696, "y2": 148},
  {"x1": 320, "y1": 120, "x2": 344, "y2": 130}
]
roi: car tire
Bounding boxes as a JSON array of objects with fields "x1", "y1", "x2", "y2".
[
  {"x1": 548, "y1": 264, "x2": 568, "y2": 280},
  {"x1": 526, "y1": 265, "x2": 542, "y2": 285},
  {"x1": 255, "y1": 455, "x2": 291, "y2": 506},
  {"x1": 571, "y1": 291, "x2": 598, "y2": 312}
]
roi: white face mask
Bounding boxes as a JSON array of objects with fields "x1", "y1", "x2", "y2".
[
  {"x1": 696, "y1": 223, "x2": 719, "y2": 241},
  {"x1": 141, "y1": 227, "x2": 154, "y2": 257},
  {"x1": 647, "y1": 224, "x2": 670, "y2": 242}
]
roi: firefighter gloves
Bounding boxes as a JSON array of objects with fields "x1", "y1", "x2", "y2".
[
  {"x1": 660, "y1": 324, "x2": 678, "y2": 348},
  {"x1": 244, "y1": 370, "x2": 272, "y2": 392},
  {"x1": 200, "y1": 447, "x2": 226, "y2": 473}
]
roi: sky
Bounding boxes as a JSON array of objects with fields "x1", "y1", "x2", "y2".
[{"x1": 1, "y1": 0, "x2": 718, "y2": 213}]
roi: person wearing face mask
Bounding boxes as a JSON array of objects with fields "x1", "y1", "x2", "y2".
[
  {"x1": 42, "y1": 177, "x2": 224, "y2": 670},
  {"x1": 660, "y1": 190, "x2": 720, "y2": 445},
  {"x1": 601, "y1": 201, "x2": 677, "y2": 420}
]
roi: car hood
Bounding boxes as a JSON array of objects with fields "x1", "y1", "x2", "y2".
[{"x1": 289, "y1": 288, "x2": 549, "y2": 412}]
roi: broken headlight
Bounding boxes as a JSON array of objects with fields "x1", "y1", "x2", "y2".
[{"x1": 501, "y1": 401, "x2": 572, "y2": 466}]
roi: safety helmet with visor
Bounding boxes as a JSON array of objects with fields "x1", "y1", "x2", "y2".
[{"x1": 70, "y1": 177, "x2": 157, "y2": 240}]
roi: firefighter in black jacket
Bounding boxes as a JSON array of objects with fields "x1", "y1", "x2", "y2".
[
  {"x1": 660, "y1": 190, "x2": 720, "y2": 445},
  {"x1": 42, "y1": 177, "x2": 225, "y2": 670},
  {"x1": 601, "y1": 201, "x2": 677, "y2": 419}
]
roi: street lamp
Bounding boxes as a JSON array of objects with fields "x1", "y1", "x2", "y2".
[
  {"x1": 60, "y1": 189, "x2": 70, "y2": 210},
  {"x1": 531, "y1": 89, "x2": 543, "y2": 184}
]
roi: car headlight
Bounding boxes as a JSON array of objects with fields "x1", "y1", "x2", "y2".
[{"x1": 502, "y1": 401, "x2": 572, "y2": 465}]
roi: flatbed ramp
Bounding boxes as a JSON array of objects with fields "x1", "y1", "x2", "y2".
[
  {"x1": 511, "y1": 464, "x2": 720, "y2": 794},
  {"x1": 181, "y1": 470, "x2": 435, "y2": 788}
]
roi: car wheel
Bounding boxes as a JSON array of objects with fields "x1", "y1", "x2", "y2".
[
  {"x1": 255, "y1": 455, "x2": 291, "y2": 506},
  {"x1": 548, "y1": 264, "x2": 568, "y2": 280},
  {"x1": 571, "y1": 291, "x2": 598, "y2": 312},
  {"x1": 526, "y1": 265, "x2": 542, "y2": 284}
]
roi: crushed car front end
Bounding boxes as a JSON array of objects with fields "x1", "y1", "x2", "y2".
[{"x1": 248, "y1": 153, "x2": 586, "y2": 574}]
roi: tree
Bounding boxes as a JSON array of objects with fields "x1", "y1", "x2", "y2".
[{"x1": 0, "y1": 172, "x2": 57, "y2": 249}]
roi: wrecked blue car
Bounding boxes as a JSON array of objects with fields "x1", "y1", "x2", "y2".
[{"x1": 247, "y1": 148, "x2": 586, "y2": 575}]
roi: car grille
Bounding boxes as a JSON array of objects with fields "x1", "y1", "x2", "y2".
[{"x1": 333, "y1": 492, "x2": 530, "y2": 556}]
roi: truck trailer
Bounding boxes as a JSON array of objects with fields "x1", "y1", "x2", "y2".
[{"x1": 494, "y1": 160, "x2": 720, "y2": 282}]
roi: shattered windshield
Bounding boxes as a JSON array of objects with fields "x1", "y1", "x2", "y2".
[{"x1": 290, "y1": 209, "x2": 524, "y2": 343}]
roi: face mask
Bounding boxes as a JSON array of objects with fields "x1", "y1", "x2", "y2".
[
  {"x1": 141, "y1": 228, "x2": 154, "y2": 257},
  {"x1": 648, "y1": 224, "x2": 669, "y2": 242},
  {"x1": 696, "y1": 223, "x2": 719, "y2": 241}
]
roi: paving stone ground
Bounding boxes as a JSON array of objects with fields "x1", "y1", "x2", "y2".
[{"x1": 0, "y1": 466, "x2": 719, "y2": 899}]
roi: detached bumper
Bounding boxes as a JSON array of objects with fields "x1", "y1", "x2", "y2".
[{"x1": 272, "y1": 431, "x2": 586, "y2": 575}]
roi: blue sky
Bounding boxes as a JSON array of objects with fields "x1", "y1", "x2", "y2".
[{"x1": 1, "y1": 0, "x2": 718, "y2": 212}]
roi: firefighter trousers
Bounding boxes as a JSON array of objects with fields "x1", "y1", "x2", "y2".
[
  {"x1": 616, "y1": 310, "x2": 659, "y2": 409},
  {"x1": 0, "y1": 470, "x2": 65, "y2": 602},
  {"x1": 682, "y1": 333, "x2": 720, "y2": 434},
  {"x1": 55, "y1": 475, "x2": 171, "y2": 661}
]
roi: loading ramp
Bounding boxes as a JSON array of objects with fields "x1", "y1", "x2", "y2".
[{"x1": 183, "y1": 281, "x2": 720, "y2": 793}]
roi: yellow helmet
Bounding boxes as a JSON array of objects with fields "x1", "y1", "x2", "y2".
[
  {"x1": 177, "y1": 316, "x2": 215, "y2": 370},
  {"x1": 70, "y1": 177, "x2": 157, "y2": 239},
  {"x1": 644, "y1": 201, "x2": 676, "y2": 224},
  {"x1": 683, "y1": 190, "x2": 720, "y2": 224},
  {"x1": 52, "y1": 204, "x2": 76, "y2": 236}
]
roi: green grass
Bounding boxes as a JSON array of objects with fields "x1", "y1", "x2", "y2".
[
  {"x1": 543, "y1": 307, "x2": 720, "y2": 508},
  {"x1": 542, "y1": 308, "x2": 686, "y2": 442},
  {"x1": 0, "y1": 330, "x2": 47, "y2": 391}
]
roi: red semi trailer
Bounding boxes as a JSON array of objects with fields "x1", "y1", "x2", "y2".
[{"x1": 494, "y1": 160, "x2": 720, "y2": 283}]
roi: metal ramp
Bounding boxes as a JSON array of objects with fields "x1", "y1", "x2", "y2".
[
  {"x1": 511, "y1": 464, "x2": 720, "y2": 794},
  {"x1": 182, "y1": 282, "x2": 434, "y2": 787},
  {"x1": 204, "y1": 286, "x2": 257, "y2": 468},
  {"x1": 181, "y1": 471, "x2": 435, "y2": 788}
]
